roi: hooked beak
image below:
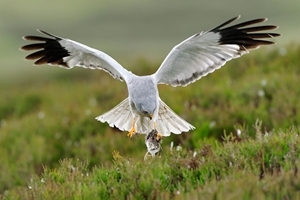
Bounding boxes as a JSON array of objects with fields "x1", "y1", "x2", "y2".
[{"x1": 149, "y1": 113, "x2": 153, "y2": 120}]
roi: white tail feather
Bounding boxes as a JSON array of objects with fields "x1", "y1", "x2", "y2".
[
  {"x1": 95, "y1": 98, "x2": 195, "y2": 136},
  {"x1": 156, "y1": 100, "x2": 195, "y2": 136},
  {"x1": 96, "y1": 98, "x2": 132, "y2": 131}
]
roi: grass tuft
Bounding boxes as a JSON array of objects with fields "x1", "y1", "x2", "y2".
[{"x1": 2, "y1": 124, "x2": 300, "y2": 199}]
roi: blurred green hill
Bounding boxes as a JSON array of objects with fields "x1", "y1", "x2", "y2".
[{"x1": 0, "y1": 0, "x2": 299, "y2": 84}]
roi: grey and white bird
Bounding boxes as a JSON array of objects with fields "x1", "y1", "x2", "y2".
[{"x1": 20, "y1": 16, "x2": 280, "y2": 142}]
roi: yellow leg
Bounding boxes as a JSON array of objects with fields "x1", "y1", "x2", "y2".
[
  {"x1": 127, "y1": 118, "x2": 136, "y2": 138},
  {"x1": 153, "y1": 122, "x2": 163, "y2": 141}
]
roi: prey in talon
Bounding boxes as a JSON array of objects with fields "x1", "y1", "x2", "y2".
[{"x1": 144, "y1": 129, "x2": 162, "y2": 159}]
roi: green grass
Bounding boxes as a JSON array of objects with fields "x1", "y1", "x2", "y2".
[
  {"x1": 2, "y1": 122, "x2": 300, "y2": 199},
  {"x1": 1, "y1": 44, "x2": 300, "y2": 198}
]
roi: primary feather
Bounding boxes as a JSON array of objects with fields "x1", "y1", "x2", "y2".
[
  {"x1": 153, "y1": 15, "x2": 280, "y2": 87},
  {"x1": 21, "y1": 29, "x2": 131, "y2": 82}
]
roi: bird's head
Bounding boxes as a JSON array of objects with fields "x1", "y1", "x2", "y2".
[
  {"x1": 141, "y1": 110, "x2": 153, "y2": 120},
  {"x1": 137, "y1": 102, "x2": 156, "y2": 120}
]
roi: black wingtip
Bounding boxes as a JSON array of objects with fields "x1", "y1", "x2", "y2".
[
  {"x1": 211, "y1": 15, "x2": 241, "y2": 31},
  {"x1": 21, "y1": 29, "x2": 70, "y2": 68},
  {"x1": 36, "y1": 29, "x2": 63, "y2": 40},
  {"x1": 211, "y1": 16, "x2": 280, "y2": 50}
]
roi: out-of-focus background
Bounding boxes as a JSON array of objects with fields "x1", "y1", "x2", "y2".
[{"x1": 0, "y1": 0, "x2": 299, "y2": 84}]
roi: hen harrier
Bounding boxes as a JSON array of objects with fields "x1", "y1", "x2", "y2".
[{"x1": 21, "y1": 16, "x2": 279, "y2": 150}]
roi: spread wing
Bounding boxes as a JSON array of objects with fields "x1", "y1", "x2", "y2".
[
  {"x1": 153, "y1": 15, "x2": 280, "y2": 87},
  {"x1": 20, "y1": 29, "x2": 131, "y2": 82}
]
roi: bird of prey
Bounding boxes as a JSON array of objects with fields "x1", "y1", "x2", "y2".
[{"x1": 20, "y1": 16, "x2": 280, "y2": 145}]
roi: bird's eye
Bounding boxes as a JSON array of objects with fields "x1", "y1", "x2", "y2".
[{"x1": 142, "y1": 111, "x2": 148, "y2": 115}]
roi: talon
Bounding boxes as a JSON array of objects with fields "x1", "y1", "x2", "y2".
[
  {"x1": 156, "y1": 133, "x2": 163, "y2": 141},
  {"x1": 127, "y1": 127, "x2": 136, "y2": 138},
  {"x1": 152, "y1": 122, "x2": 162, "y2": 141},
  {"x1": 127, "y1": 118, "x2": 136, "y2": 138}
]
